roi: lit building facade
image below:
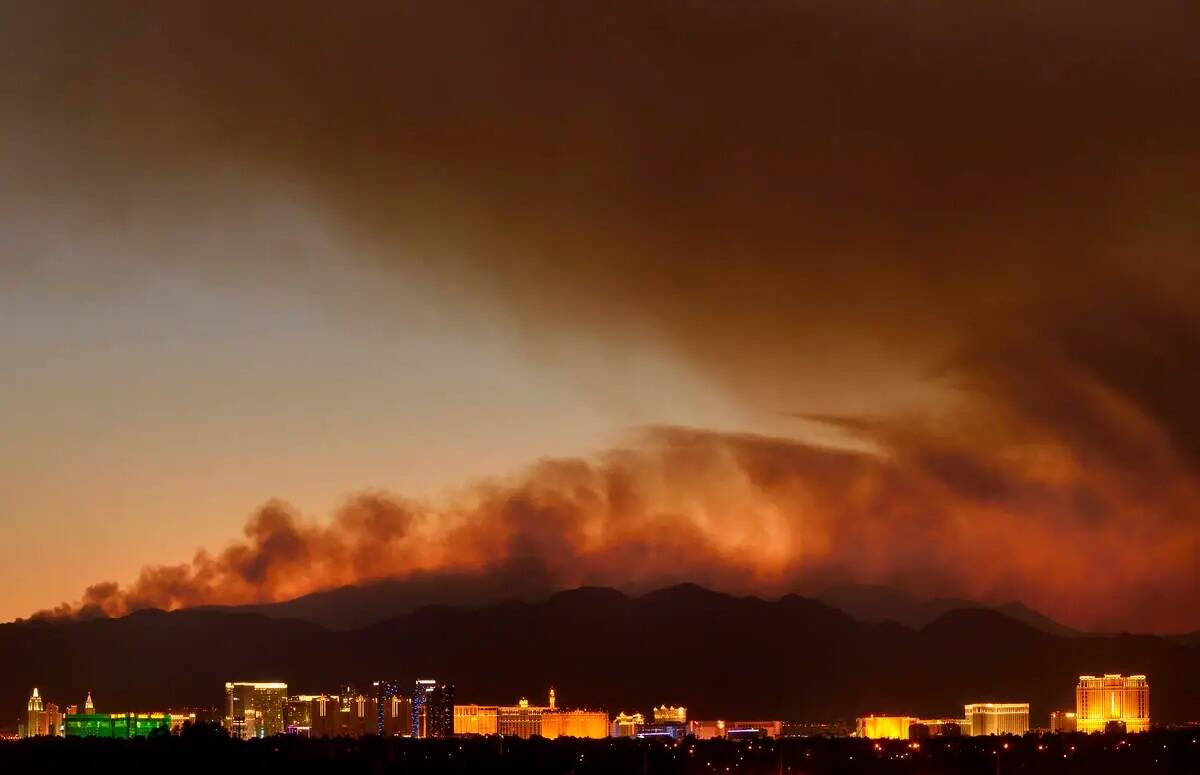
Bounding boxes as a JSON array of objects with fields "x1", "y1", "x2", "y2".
[
  {"x1": 612, "y1": 712, "x2": 645, "y2": 737},
  {"x1": 284, "y1": 694, "x2": 322, "y2": 735},
  {"x1": 1049, "y1": 710, "x2": 1077, "y2": 733},
  {"x1": 856, "y1": 716, "x2": 919, "y2": 740},
  {"x1": 309, "y1": 693, "x2": 378, "y2": 738},
  {"x1": 64, "y1": 713, "x2": 171, "y2": 738},
  {"x1": 688, "y1": 720, "x2": 726, "y2": 740},
  {"x1": 454, "y1": 705, "x2": 499, "y2": 735},
  {"x1": 498, "y1": 698, "x2": 544, "y2": 738},
  {"x1": 21, "y1": 690, "x2": 65, "y2": 738},
  {"x1": 373, "y1": 680, "x2": 405, "y2": 736},
  {"x1": 224, "y1": 681, "x2": 288, "y2": 739},
  {"x1": 653, "y1": 705, "x2": 687, "y2": 724},
  {"x1": 382, "y1": 692, "x2": 412, "y2": 737},
  {"x1": 412, "y1": 680, "x2": 454, "y2": 738},
  {"x1": 1076, "y1": 674, "x2": 1149, "y2": 733},
  {"x1": 541, "y1": 709, "x2": 609, "y2": 739},
  {"x1": 725, "y1": 721, "x2": 784, "y2": 739},
  {"x1": 25, "y1": 688, "x2": 45, "y2": 738},
  {"x1": 963, "y1": 703, "x2": 1029, "y2": 736}
]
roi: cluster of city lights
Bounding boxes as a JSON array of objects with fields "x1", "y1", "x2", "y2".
[{"x1": 12, "y1": 673, "x2": 1153, "y2": 744}]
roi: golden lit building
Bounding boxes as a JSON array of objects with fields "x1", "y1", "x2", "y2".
[
  {"x1": 498, "y1": 698, "x2": 544, "y2": 738},
  {"x1": 454, "y1": 705, "x2": 499, "y2": 735},
  {"x1": 963, "y1": 703, "x2": 1029, "y2": 736},
  {"x1": 453, "y1": 689, "x2": 607, "y2": 739},
  {"x1": 25, "y1": 688, "x2": 44, "y2": 738},
  {"x1": 653, "y1": 705, "x2": 687, "y2": 724},
  {"x1": 541, "y1": 709, "x2": 608, "y2": 739},
  {"x1": 1049, "y1": 710, "x2": 1077, "y2": 733},
  {"x1": 612, "y1": 711, "x2": 645, "y2": 737},
  {"x1": 1076, "y1": 674, "x2": 1149, "y2": 733},
  {"x1": 856, "y1": 716, "x2": 919, "y2": 740}
]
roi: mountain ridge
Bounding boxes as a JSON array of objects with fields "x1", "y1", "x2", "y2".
[{"x1": 4, "y1": 583, "x2": 1196, "y2": 735}]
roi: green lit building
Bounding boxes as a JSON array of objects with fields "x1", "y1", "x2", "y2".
[{"x1": 64, "y1": 713, "x2": 171, "y2": 738}]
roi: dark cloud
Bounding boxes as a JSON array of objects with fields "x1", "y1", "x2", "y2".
[{"x1": 7, "y1": 1, "x2": 1200, "y2": 630}]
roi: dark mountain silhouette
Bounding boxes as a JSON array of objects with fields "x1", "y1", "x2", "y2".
[
  {"x1": 200, "y1": 573, "x2": 1083, "y2": 640},
  {"x1": 814, "y1": 583, "x2": 1081, "y2": 637},
  {"x1": 4, "y1": 584, "x2": 1196, "y2": 734},
  {"x1": 198, "y1": 563, "x2": 564, "y2": 630}
]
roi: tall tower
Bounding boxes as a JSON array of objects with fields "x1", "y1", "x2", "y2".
[
  {"x1": 1075, "y1": 674, "x2": 1150, "y2": 733},
  {"x1": 84, "y1": 691, "x2": 95, "y2": 714},
  {"x1": 26, "y1": 688, "x2": 44, "y2": 738},
  {"x1": 549, "y1": 687, "x2": 557, "y2": 710},
  {"x1": 411, "y1": 681, "x2": 454, "y2": 738}
]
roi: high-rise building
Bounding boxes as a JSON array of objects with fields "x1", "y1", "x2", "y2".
[
  {"x1": 309, "y1": 693, "x2": 378, "y2": 738},
  {"x1": 373, "y1": 680, "x2": 405, "y2": 736},
  {"x1": 44, "y1": 703, "x2": 63, "y2": 737},
  {"x1": 224, "y1": 682, "x2": 288, "y2": 739},
  {"x1": 1050, "y1": 710, "x2": 1077, "y2": 733},
  {"x1": 284, "y1": 695, "x2": 322, "y2": 735},
  {"x1": 856, "y1": 716, "x2": 919, "y2": 740},
  {"x1": 1076, "y1": 674, "x2": 1150, "y2": 733},
  {"x1": 963, "y1": 703, "x2": 1029, "y2": 736},
  {"x1": 412, "y1": 680, "x2": 454, "y2": 738},
  {"x1": 25, "y1": 688, "x2": 44, "y2": 738},
  {"x1": 84, "y1": 692, "x2": 95, "y2": 714}
]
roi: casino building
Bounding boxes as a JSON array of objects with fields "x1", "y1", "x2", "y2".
[{"x1": 1076, "y1": 674, "x2": 1150, "y2": 733}]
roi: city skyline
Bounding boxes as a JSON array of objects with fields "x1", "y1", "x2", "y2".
[{"x1": 12, "y1": 672, "x2": 1160, "y2": 742}]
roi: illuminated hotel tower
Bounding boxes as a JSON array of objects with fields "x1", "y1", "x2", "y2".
[
  {"x1": 224, "y1": 681, "x2": 288, "y2": 739},
  {"x1": 84, "y1": 691, "x2": 95, "y2": 714},
  {"x1": 412, "y1": 679, "x2": 454, "y2": 738},
  {"x1": 963, "y1": 703, "x2": 1029, "y2": 736},
  {"x1": 26, "y1": 688, "x2": 44, "y2": 738},
  {"x1": 1076, "y1": 674, "x2": 1149, "y2": 733}
]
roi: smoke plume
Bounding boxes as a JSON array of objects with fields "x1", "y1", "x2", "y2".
[{"x1": 7, "y1": 1, "x2": 1200, "y2": 631}]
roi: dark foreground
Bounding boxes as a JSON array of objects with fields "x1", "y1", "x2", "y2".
[{"x1": 3, "y1": 729, "x2": 1200, "y2": 774}]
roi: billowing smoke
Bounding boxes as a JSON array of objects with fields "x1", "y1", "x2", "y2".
[
  {"x1": 46, "y1": 346, "x2": 1200, "y2": 632},
  {"x1": 7, "y1": 1, "x2": 1200, "y2": 631}
]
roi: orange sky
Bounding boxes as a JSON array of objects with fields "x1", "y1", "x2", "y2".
[{"x1": 3, "y1": 1, "x2": 1200, "y2": 631}]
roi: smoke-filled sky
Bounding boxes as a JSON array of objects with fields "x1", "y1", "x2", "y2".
[{"x1": 3, "y1": 1, "x2": 1200, "y2": 631}]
